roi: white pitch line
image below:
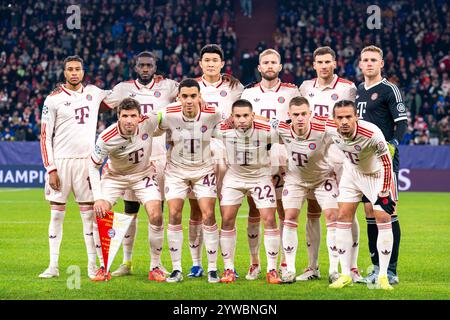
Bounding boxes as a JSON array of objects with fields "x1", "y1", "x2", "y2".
[{"x1": 0, "y1": 188, "x2": 33, "y2": 192}]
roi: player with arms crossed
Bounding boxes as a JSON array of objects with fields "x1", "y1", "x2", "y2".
[
  {"x1": 157, "y1": 79, "x2": 223, "y2": 283},
  {"x1": 102, "y1": 51, "x2": 178, "y2": 277},
  {"x1": 215, "y1": 99, "x2": 282, "y2": 284},
  {"x1": 269, "y1": 97, "x2": 340, "y2": 284},
  {"x1": 240, "y1": 49, "x2": 300, "y2": 280},
  {"x1": 356, "y1": 45, "x2": 407, "y2": 285},
  {"x1": 186, "y1": 44, "x2": 244, "y2": 278},
  {"x1": 326, "y1": 100, "x2": 395, "y2": 290},
  {"x1": 298, "y1": 46, "x2": 361, "y2": 282},
  {"x1": 39, "y1": 55, "x2": 111, "y2": 279}
]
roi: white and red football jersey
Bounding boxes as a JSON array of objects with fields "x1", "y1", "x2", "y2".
[
  {"x1": 197, "y1": 75, "x2": 244, "y2": 118},
  {"x1": 89, "y1": 114, "x2": 159, "y2": 200},
  {"x1": 158, "y1": 102, "x2": 223, "y2": 175},
  {"x1": 40, "y1": 84, "x2": 111, "y2": 173},
  {"x1": 325, "y1": 119, "x2": 393, "y2": 194},
  {"x1": 215, "y1": 120, "x2": 277, "y2": 180},
  {"x1": 103, "y1": 77, "x2": 179, "y2": 159},
  {"x1": 272, "y1": 116, "x2": 333, "y2": 187},
  {"x1": 299, "y1": 75, "x2": 356, "y2": 117},
  {"x1": 241, "y1": 80, "x2": 301, "y2": 121}
]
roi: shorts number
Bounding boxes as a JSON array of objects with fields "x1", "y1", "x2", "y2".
[
  {"x1": 273, "y1": 174, "x2": 284, "y2": 189},
  {"x1": 324, "y1": 179, "x2": 333, "y2": 191},
  {"x1": 254, "y1": 185, "x2": 273, "y2": 200},
  {"x1": 87, "y1": 176, "x2": 92, "y2": 190},
  {"x1": 203, "y1": 173, "x2": 216, "y2": 186},
  {"x1": 143, "y1": 176, "x2": 156, "y2": 188}
]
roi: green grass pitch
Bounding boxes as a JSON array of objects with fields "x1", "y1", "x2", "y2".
[{"x1": 0, "y1": 188, "x2": 449, "y2": 300}]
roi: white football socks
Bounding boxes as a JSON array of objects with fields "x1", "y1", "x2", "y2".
[{"x1": 49, "y1": 205, "x2": 66, "y2": 268}]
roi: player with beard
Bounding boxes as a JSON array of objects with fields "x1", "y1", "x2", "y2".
[{"x1": 241, "y1": 49, "x2": 300, "y2": 280}]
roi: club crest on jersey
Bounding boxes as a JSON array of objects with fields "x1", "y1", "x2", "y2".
[
  {"x1": 278, "y1": 96, "x2": 285, "y2": 103},
  {"x1": 108, "y1": 228, "x2": 116, "y2": 238},
  {"x1": 283, "y1": 189, "x2": 288, "y2": 196},
  {"x1": 309, "y1": 143, "x2": 317, "y2": 150},
  {"x1": 371, "y1": 93, "x2": 378, "y2": 100},
  {"x1": 142, "y1": 133, "x2": 149, "y2": 140},
  {"x1": 154, "y1": 91, "x2": 161, "y2": 98},
  {"x1": 331, "y1": 93, "x2": 339, "y2": 101},
  {"x1": 397, "y1": 103, "x2": 406, "y2": 113},
  {"x1": 200, "y1": 125, "x2": 208, "y2": 133},
  {"x1": 253, "y1": 140, "x2": 260, "y2": 147},
  {"x1": 354, "y1": 145, "x2": 362, "y2": 151},
  {"x1": 220, "y1": 90, "x2": 227, "y2": 97},
  {"x1": 86, "y1": 94, "x2": 92, "y2": 101}
]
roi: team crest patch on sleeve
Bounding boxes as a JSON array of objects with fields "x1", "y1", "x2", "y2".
[
  {"x1": 397, "y1": 103, "x2": 406, "y2": 113},
  {"x1": 42, "y1": 105, "x2": 49, "y2": 115}
]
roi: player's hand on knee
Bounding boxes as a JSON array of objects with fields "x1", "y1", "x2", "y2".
[
  {"x1": 49, "y1": 171, "x2": 61, "y2": 191},
  {"x1": 375, "y1": 194, "x2": 396, "y2": 215}
]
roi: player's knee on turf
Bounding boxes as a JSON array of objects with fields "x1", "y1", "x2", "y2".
[{"x1": 124, "y1": 200, "x2": 140, "y2": 214}]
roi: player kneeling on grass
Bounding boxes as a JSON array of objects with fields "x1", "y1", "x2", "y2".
[
  {"x1": 89, "y1": 98, "x2": 166, "y2": 282},
  {"x1": 216, "y1": 99, "x2": 282, "y2": 284},
  {"x1": 326, "y1": 100, "x2": 395, "y2": 290},
  {"x1": 270, "y1": 97, "x2": 340, "y2": 284}
]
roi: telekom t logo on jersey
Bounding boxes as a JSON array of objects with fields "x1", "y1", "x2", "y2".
[
  {"x1": 343, "y1": 151, "x2": 360, "y2": 164},
  {"x1": 74, "y1": 106, "x2": 90, "y2": 124},
  {"x1": 314, "y1": 104, "x2": 329, "y2": 116},
  {"x1": 129, "y1": 148, "x2": 144, "y2": 164},
  {"x1": 260, "y1": 109, "x2": 276, "y2": 119},
  {"x1": 292, "y1": 152, "x2": 308, "y2": 167}
]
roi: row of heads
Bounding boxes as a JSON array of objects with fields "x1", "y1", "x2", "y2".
[
  {"x1": 117, "y1": 81, "x2": 356, "y2": 120},
  {"x1": 62, "y1": 44, "x2": 385, "y2": 70}
]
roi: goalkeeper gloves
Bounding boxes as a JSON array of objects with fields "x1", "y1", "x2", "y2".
[
  {"x1": 375, "y1": 194, "x2": 396, "y2": 215},
  {"x1": 387, "y1": 139, "x2": 399, "y2": 158}
]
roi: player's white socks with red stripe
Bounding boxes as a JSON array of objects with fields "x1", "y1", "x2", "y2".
[
  {"x1": 326, "y1": 222, "x2": 339, "y2": 274},
  {"x1": 264, "y1": 228, "x2": 280, "y2": 272},
  {"x1": 148, "y1": 223, "x2": 164, "y2": 270},
  {"x1": 79, "y1": 205, "x2": 96, "y2": 266},
  {"x1": 203, "y1": 224, "x2": 219, "y2": 272},
  {"x1": 167, "y1": 224, "x2": 183, "y2": 272},
  {"x1": 189, "y1": 219, "x2": 203, "y2": 267},
  {"x1": 282, "y1": 220, "x2": 298, "y2": 273},
  {"x1": 220, "y1": 228, "x2": 237, "y2": 270},
  {"x1": 92, "y1": 219, "x2": 104, "y2": 267},
  {"x1": 49, "y1": 205, "x2": 66, "y2": 268},
  {"x1": 335, "y1": 221, "x2": 353, "y2": 276},
  {"x1": 377, "y1": 222, "x2": 393, "y2": 277},
  {"x1": 122, "y1": 217, "x2": 137, "y2": 263},
  {"x1": 306, "y1": 212, "x2": 321, "y2": 269},
  {"x1": 351, "y1": 217, "x2": 360, "y2": 270},
  {"x1": 279, "y1": 218, "x2": 286, "y2": 265},
  {"x1": 247, "y1": 216, "x2": 261, "y2": 265}
]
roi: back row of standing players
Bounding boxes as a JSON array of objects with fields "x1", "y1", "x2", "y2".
[{"x1": 39, "y1": 44, "x2": 407, "y2": 289}]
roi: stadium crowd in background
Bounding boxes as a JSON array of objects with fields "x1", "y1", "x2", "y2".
[{"x1": 0, "y1": 0, "x2": 449, "y2": 144}]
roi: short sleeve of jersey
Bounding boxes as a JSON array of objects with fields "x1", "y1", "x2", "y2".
[{"x1": 385, "y1": 83, "x2": 408, "y2": 123}]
